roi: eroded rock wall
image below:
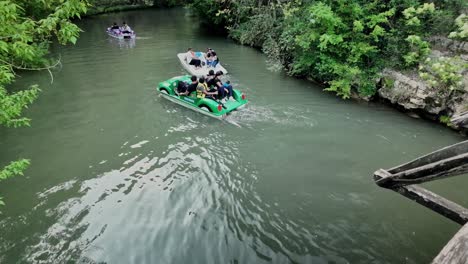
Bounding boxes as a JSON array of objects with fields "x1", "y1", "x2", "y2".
[{"x1": 378, "y1": 36, "x2": 468, "y2": 132}]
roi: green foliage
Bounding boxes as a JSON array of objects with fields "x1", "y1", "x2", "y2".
[
  {"x1": 189, "y1": 0, "x2": 464, "y2": 99},
  {"x1": 0, "y1": 159, "x2": 30, "y2": 181},
  {"x1": 0, "y1": 84, "x2": 40, "y2": 128},
  {"x1": 87, "y1": 0, "x2": 186, "y2": 15},
  {"x1": 448, "y1": 14, "x2": 468, "y2": 40},
  {"x1": 418, "y1": 56, "x2": 465, "y2": 93},
  {"x1": 0, "y1": 159, "x2": 30, "y2": 207},
  {"x1": 0, "y1": 0, "x2": 87, "y2": 208},
  {"x1": 402, "y1": 35, "x2": 430, "y2": 66},
  {"x1": 189, "y1": 0, "x2": 231, "y2": 26},
  {"x1": 190, "y1": 0, "x2": 464, "y2": 99},
  {"x1": 439, "y1": 115, "x2": 454, "y2": 127},
  {"x1": 283, "y1": 1, "x2": 393, "y2": 98},
  {"x1": 402, "y1": 3, "x2": 435, "y2": 27}
]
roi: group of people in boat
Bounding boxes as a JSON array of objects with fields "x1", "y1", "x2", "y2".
[
  {"x1": 184, "y1": 48, "x2": 219, "y2": 68},
  {"x1": 109, "y1": 22, "x2": 133, "y2": 34},
  {"x1": 177, "y1": 70, "x2": 234, "y2": 103}
]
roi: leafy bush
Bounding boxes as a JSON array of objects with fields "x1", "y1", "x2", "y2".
[
  {"x1": 448, "y1": 14, "x2": 468, "y2": 40},
  {"x1": 418, "y1": 56, "x2": 465, "y2": 93},
  {"x1": 190, "y1": 0, "x2": 464, "y2": 99}
]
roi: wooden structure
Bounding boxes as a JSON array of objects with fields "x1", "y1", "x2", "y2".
[{"x1": 373, "y1": 140, "x2": 468, "y2": 263}]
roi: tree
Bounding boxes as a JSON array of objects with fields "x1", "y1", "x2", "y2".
[{"x1": 0, "y1": 0, "x2": 88, "y2": 207}]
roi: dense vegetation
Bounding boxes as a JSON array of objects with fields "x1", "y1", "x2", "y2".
[
  {"x1": 189, "y1": 0, "x2": 467, "y2": 99},
  {"x1": 0, "y1": 0, "x2": 87, "y2": 206},
  {"x1": 88, "y1": 0, "x2": 185, "y2": 14}
]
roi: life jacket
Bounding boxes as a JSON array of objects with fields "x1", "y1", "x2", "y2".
[{"x1": 196, "y1": 82, "x2": 208, "y2": 98}]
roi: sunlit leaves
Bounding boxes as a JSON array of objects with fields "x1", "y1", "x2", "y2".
[
  {"x1": 0, "y1": 84, "x2": 40, "y2": 127},
  {"x1": 0, "y1": 159, "x2": 30, "y2": 181},
  {"x1": 419, "y1": 56, "x2": 465, "y2": 92},
  {"x1": 403, "y1": 35, "x2": 430, "y2": 66},
  {"x1": 283, "y1": 1, "x2": 394, "y2": 98},
  {"x1": 403, "y1": 3, "x2": 435, "y2": 27},
  {"x1": 190, "y1": 0, "x2": 463, "y2": 100},
  {"x1": 449, "y1": 14, "x2": 468, "y2": 40}
]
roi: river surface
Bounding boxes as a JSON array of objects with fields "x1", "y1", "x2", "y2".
[{"x1": 0, "y1": 8, "x2": 466, "y2": 264}]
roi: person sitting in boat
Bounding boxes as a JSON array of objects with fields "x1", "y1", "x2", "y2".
[
  {"x1": 196, "y1": 77, "x2": 217, "y2": 99},
  {"x1": 177, "y1": 81, "x2": 189, "y2": 95},
  {"x1": 211, "y1": 51, "x2": 219, "y2": 68},
  {"x1": 185, "y1": 48, "x2": 202, "y2": 68},
  {"x1": 213, "y1": 71, "x2": 226, "y2": 99},
  {"x1": 178, "y1": 76, "x2": 198, "y2": 96},
  {"x1": 110, "y1": 22, "x2": 120, "y2": 30},
  {"x1": 206, "y1": 48, "x2": 219, "y2": 68},
  {"x1": 206, "y1": 52, "x2": 214, "y2": 67},
  {"x1": 223, "y1": 80, "x2": 234, "y2": 101},
  {"x1": 205, "y1": 48, "x2": 214, "y2": 67},
  {"x1": 121, "y1": 22, "x2": 132, "y2": 33},
  {"x1": 206, "y1": 70, "x2": 216, "y2": 87}
]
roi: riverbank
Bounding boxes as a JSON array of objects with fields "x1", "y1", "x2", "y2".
[
  {"x1": 86, "y1": 0, "x2": 185, "y2": 16},
  {"x1": 187, "y1": 1, "x2": 467, "y2": 134},
  {"x1": 378, "y1": 36, "x2": 468, "y2": 134}
]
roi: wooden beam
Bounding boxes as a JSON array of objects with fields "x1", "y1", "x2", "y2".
[
  {"x1": 389, "y1": 140, "x2": 468, "y2": 174},
  {"x1": 432, "y1": 223, "x2": 468, "y2": 263},
  {"x1": 375, "y1": 153, "x2": 468, "y2": 188},
  {"x1": 393, "y1": 185, "x2": 468, "y2": 225}
]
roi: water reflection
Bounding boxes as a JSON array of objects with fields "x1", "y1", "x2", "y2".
[{"x1": 107, "y1": 38, "x2": 136, "y2": 49}]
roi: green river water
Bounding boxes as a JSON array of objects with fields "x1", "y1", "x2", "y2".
[{"x1": 0, "y1": 8, "x2": 467, "y2": 264}]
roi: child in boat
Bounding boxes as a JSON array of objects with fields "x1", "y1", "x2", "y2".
[
  {"x1": 196, "y1": 77, "x2": 217, "y2": 99},
  {"x1": 121, "y1": 22, "x2": 132, "y2": 33},
  {"x1": 185, "y1": 48, "x2": 201, "y2": 68}
]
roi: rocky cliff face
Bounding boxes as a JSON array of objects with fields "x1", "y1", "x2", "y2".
[{"x1": 378, "y1": 37, "x2": 468, "y2": 132}]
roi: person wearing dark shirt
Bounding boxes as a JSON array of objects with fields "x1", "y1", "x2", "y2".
[
  {"x1": 213, "y1": 71, "x2": 226, "y2": 99},
  {"x1": 178, "y1": 76, "x2": 198, "y2": 96},
  {"x1": 187, "y1": 75, "x2": 198, "y2": 95},
  {"x1": 206, "y1": 70, "x2": 216, "y2": 87},
  {"x1": 177, "y1": 81, "x2": 188, "y2": 94},
  {"x1": 110, "y1": 22, "x2": 119, "y2": 30}
]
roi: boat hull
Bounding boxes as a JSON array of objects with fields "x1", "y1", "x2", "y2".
[
  {"x1": 106, "y1": 28, "x2": 136, "y2": 39},
  {"x1": 177, "y1": 53, "x2": 228, "y2": 77},
  {"x1": 157, "y1": 75, "x2": 248, "y2": 119}
]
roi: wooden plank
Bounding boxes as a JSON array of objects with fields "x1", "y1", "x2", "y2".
[
  {"x1": 388, "y1": 140, "x2": 468, "y2": 174},
  {"x1": 375, "y1": 153, "x2": 468, "y2": 188},
  {"x1": 432, "y1": 223, "x2": 468, "y2": 263},
  {"x1": 394, "y1": 185, "x2": 468, "y2": 225}
]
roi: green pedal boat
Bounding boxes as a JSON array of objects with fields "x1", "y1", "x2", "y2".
[{"x1": 157, "y1": 76, "x2": 248, "y2": 119}]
